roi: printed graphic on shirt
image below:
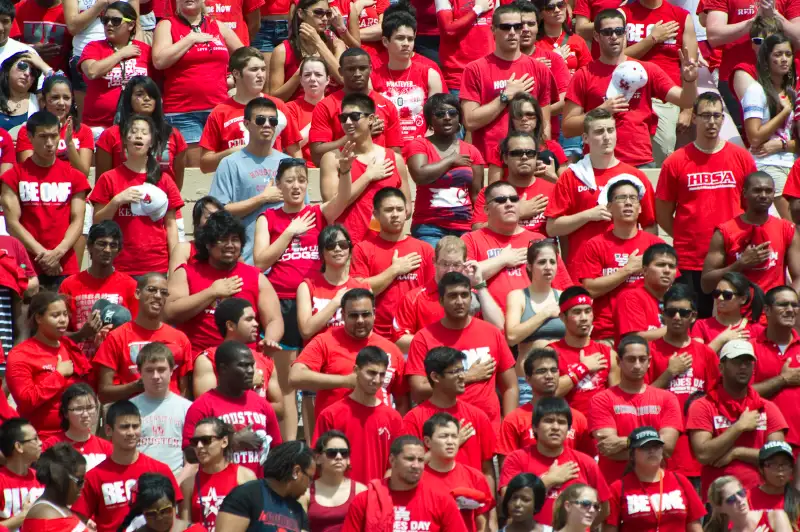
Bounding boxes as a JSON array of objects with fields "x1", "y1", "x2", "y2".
[
  {"x1": 687, "y1": 171, "x2": 738, "y2": 191},
  {"x1": 101, "y1": 479, "x2": 137, "y2": 506},
  {"x1": 19, "y1": 181, "x2": 72, "y2": 204},
  {"x1": 22, "y1": 21, "x2": 67, "y2": 46},
  {"x1": 218, "y1": 411, "x2": 274, "y2": 466},
  {"x1": 382, "y1": 81, "x2": 425, "y2": 140},
  {"x1": 625, "y1": 489, "x2": 687, "y2": 515},
  {"x1": 199, "y1": 486, "x2": 225, "y2": 527},
  {"x1": 280, "y1": 239, "x2": 318, "y2": 262},
  {"x1": 668, "y1": 367, "x2": 706, "y2": 396},
  {"x1": 487, "y1": 247, "x2": 525, "y2": 277},
  {"x1": 713, "y1": 412, "x2": 768, "y2": 430},
  {"x1": 393, "y1": 506, "x2": 430, "y2": 531},
  {"x1": 626, "y1": 23, "x2": 677, "y2": 45},
  {"x1": 1, "y1": 486, "x2": 44, "y2": 517},
  {"x1": 311, "y1": 297, "x2": 343, "y2": 328}
]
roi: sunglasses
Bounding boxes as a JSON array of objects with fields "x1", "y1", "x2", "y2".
[
  {"x1": 598, "y1": 27, "x2": 626, "y2": 37},
  {"x1": 725, "y1": 489, "x2": 747, "y2": 505},
  {"x1": 664, "y1": 308, "x2": 693, "y2": 318},
  {"x1": 433, "y1": 109, "x2": 459, "y2": 119},
  {"x1": 143, "y1": 504, "x2": 174, "y2": 519},
  {"x1": 324, "y1": 239, "x2": 352, "y2": 251},
  {"x1": 496, "y1": 22, "x2": 524, "y2": 31},
  {"x1": 711, "y1": 289, "x2": 737, "y2": 301},
  {"x1": 751, "y1": 36, "x2": 764, "y2": 45},
  {"x1": 323, "y1": 448, "x2": 350, "y2": 459},
  {"x1": 254, "y1": 115, "x2": 279, "y2": 127},
  {"x1": 544, "y1": 1, "x2": 566, "y2": 10},
  {"x1": 68, "y1": 473, "x2": 85, "y2": 489},
  {"x1": 508, "y1": 149, "x2": 537, "y2": 158},
  {"x1": 490, "y1": 194, "x2": 520, "y2": 204},
  {"x1": 516, "y1": 111, "x2": 537, "y2": 119},
  {"x1": 189, "y1": 435, "x2": 220, "y2": 447},
  {"x1": 16, "y1": 61, "x2": 29, "y2": 72},
  {"x1": 573, "y1": 499, "x2": 601, "y2": 511},
  {"x1": 338, "y1": 111, "x2": 367, "y2": 124},
  {"x1": 101, "y1": 15, "x2": 132, "y2": 26},
  {"x1": 309, "y1": 8, "x2": 333, "y2": 17}
]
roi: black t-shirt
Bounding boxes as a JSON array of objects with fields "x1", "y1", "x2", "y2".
[{"x1": 219, "y1": 479, "x2": 308, "y2": 532}]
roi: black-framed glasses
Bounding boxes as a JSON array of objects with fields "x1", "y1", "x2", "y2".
[
  {"x1": 508, "y1": 149, "x2": 537, "y2": 158},
  {"x1": 309, "y1": 8, "x2": 333, "y2": 18},
  {"x1": 711, "y1": 289, "x2": 736, "y2": 301},
  {"x1": 101, "y1": 15, "x2": 132, "y2": 26},
  {"x1": 496, "y1": 22, "x2": 523, "y2": 31},
  {"x1": 254, "y1": 115, "x2": 279, "y2": 127},
  {"x1": 68, "y1": 405, "x2": 98, "y2": 414},
  {"x1": 323, "y1": 448, "x2": 350, "y2": 459},
  {"x1": 598, "y1": 27, "x2": 625, "y2": 37},
  {"x1": 338, "y1": 111, "x2": 367, "y2": 124},
  {"x1": 20, "y1": 435, "x2": 40, "y2": 444},
  {"x1": 489, "y1": 194, "x2": 520, "y2": 204},
  {"x1": 544, "y1": 1, "x2": 566, "y2": 10},
  {"x1": 190, "y1": 435, "x2": 220, "y2": 447},
  {"x1": 663, "y1": 308, "x2": 693, "y2": 318},
  {"x1": 324, "y1": 239, "x2": 352, "y2": 251},
  {"x1": 68, "y1": 473, "x2": 85, "y2": 489},
  {"x1": 725, "y1": 489, "x2": 747, "y2": 505},
  {"x1": 696, "y1": 112, "x2": 724, "y2": 122},
  {"x1": 433, "y1": 109, "x2": 459, "y2": 119},
  {"x1": 611, "y1": 194, "x2": 640, "y2": 204},
  {"x1": 442, "y1": 367, "x2": 466, "y2": 376},
  {"x1": 515, "y1": 111, "x2": 537, "y2": 120},
  {"x1": 751, "y1": 36, "x2": 764, "y2": 45}
]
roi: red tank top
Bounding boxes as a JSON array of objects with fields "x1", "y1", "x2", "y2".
[
  {"x1": 281, "y1": 41, "x2": 341, "y2": 101},
  {"x1": 307, "y1": 479, "x2": 357, "y2": 532},
  {"x1": 21, "y1": 515, "x2": 87, "y2": 532},
  {"x1": 756, "y1": 510, "x2": 777, "y2": 531},
  {"x1": 191, "y1": 463, "x2": 240, "y2": 532},
  {"x1": 302, "y1": 272, "x2": 370, "y2": 339},
  {"x1": 177, "y1": 261, "x2": 261, "y2": 354}
]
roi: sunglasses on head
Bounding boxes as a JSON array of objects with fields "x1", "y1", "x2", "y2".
[
  {"x1": 324, "y1": 239, "x2": 352, "y2": 251},
  {"x1": 508, "y1": 149, "x2": 537, "y2": 158},
  {"x1": 725, "y1": 489, "x2": 747, "y2": 505},
  {"x1": 711, "y1": 289, "x2": 737, "y2": 301},
  {"x1": 433, "y1": 108, "x2": 459, "y2": 119},
  {"x1": 254, "y1": 115, "x2": 279, "y2": 127},
  {"x1": 664, "y1": 307, "x2": 693, "y2": 318},
  {"x1": 544, "y1": 1, "x2": 566, "y2": 10},
  {"x1": 598, "y1": 27, "x2": 626, "y2": 37},
  {"x1": 338, "y1": 111, "x2": 367, "y2": 124},
  {"x1": 323, "y1": 447, "x2": 350, "y2": 459},
  {"x1": 143, "y1": 504, "x2": 174, "y2": 519},
  {"x1": 490, "y1": 194, "x2": 520, "y2": 205},
  {"x1": 189, "y1": 435, "x2": 220, "y2": 447},
  {"x1": 573, "y1": 499, "x2": 601, "y2": 511},
  {"x1": 496, "y1": 22, "x2": 523, "y2": 31},
  {"x1": 101, "y1": 15, "x2": 132, "y2": 26},
  {"x1": 310, "y1": 8, "x2": 333, "y2": 17}
]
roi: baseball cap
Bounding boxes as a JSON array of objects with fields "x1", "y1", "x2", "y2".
[
  {"x1": 628, "y1": 426, "x2": 664, "y2": 449},
  {"x1": 130, "y1": 183, "x2": 169, "y2": 222},
  {"x1": 758, "y1": 441, "x2": 794, "y2": 464},
  {"x1": 719, "y1": 339, "x2": 756, "y2": 361},
  {"x1": 92, "y1": 299, "x2": 132, "y2": 329},
  {"x1": 606, "y1": 61, "x2": 649, "y2": 102}
]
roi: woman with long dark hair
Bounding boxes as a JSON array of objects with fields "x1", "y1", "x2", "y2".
[
  {"x1": 120, "y1": 473, "x2": 203, "y2": 532},
  {"x1": 705, "y1": 476, "x2": 792, "y2": 532},
  {"x1": 269, "y1": 0, "x2": 345, "y2": 101},
  {"x1": 751, "y1": 441, "x2": 800, "y2": 525},
  {"x1": 21, "y1": 443, "x2": 87, "y2": 532},
  {"x1": 499, "y1": 473, "x2": 546, "y2": 532},
  {"x1": 169, "y1": 196, "x2": 224, "y2": 274},
  {"x1": 552, "y1": 483, "x2": 599, "y2": 532},
  {"x1": 693, "y1": 272, "x2": 762, "y2": 353},
  {"x1": 90, "y1": 115, "x2": 183, "y2": 277},
  {"x1": 0, "y1": 53, "x2": 41, "y2": 135}
]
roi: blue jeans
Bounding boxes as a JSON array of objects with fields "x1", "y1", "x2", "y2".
[
  {"x1": 518, "y1": 377, "x2": 533, "y2": 406},
  {"x1": 411, "y1": 224, "x2": 467, "y2": 248},
  {"x1": 165, "y1": 110, "x2": 212, "y2": 144},
  {"x1": 252, "y1": 19, "x2": 289, "y2": 53},
  {"x1": 559, "y1": 127, "x2": 583, "y2": 158}
]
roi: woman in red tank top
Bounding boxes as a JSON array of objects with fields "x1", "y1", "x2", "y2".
[
  {"x1": 169, "y1": 196, "x2": 224, "y2": 274},
  {"x1": 22, "y1": 444, "x2": 88, "y2": 532},
  {"x1": 180, "y1": 418, "x2": 256, "y2": 532},
  {"x1": 705, "y1": 476, "x2": 793, "y2": 532},
  {"x1": 693, "y1": 272, "x2": 762, "y2": 353},
  {"x1": 300, "y1": 431, "x2": 364, "y2": 532}
]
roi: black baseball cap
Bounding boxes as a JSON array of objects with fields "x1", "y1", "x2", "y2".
[
  {"x1": 758, "y1": 441, "x2": 794, "y2": 464},
  {"x1": 628, "y1": 426, "x2": 664, "y2": 449}
]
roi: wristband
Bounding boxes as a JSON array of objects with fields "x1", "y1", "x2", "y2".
[{"x1": 567, "y1": 363, "x2": 589, "y2": 385}]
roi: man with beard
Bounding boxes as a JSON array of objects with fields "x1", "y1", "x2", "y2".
[
  {"x1": 342, "y1": 435, "x2": 467, "y2": 532},
  {"x1": 703, "y1": 171, "x2": 800, "y2": 294},
  {"x1": 588, "y1": 335, "x2": 683, "y2": 484},
  {"x1": 687, "y1": 339, "x2": 788, "y2": 494}
]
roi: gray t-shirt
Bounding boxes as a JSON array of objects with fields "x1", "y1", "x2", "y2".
[
  {"x1": 209, "y1": 148, "x2": 290, "y2": 264},
  {"x1": 131, "y1": 392, "x2": 192, "y2": 474}
]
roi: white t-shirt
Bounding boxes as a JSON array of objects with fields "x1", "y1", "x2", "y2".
[{"x1": 741, "y1": 82, "x2": 797, "y2": 168}]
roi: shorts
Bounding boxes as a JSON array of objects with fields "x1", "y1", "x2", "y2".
[
  {"x1": 252, "y1": 19, "x2": 289, "y2": 53},
  {"x1": 757, "y1": 163, "x2": 791, "y2": 195},
  {"x1": 68, "y1": 55, "x2": 87, "y2": 92},
  {"x1": 165, "y1": 110, "x2": 212, "y2": 144},
  {"x1": 517, "y1": 376, "x2": 532, "y2": 406},
  {"x1": 279, "y1": 298, "x2": 302, "y2": 349},
  {"x1": 83, "y1": 203, "x2": 94, "y2": 235},
  {"x1": 558, "y1": 127, "x2": 583, "y2": 158}
]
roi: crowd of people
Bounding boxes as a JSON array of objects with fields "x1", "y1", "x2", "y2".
[{"x1": 0, "y1": 0, "x2": 794, "y2": 528}]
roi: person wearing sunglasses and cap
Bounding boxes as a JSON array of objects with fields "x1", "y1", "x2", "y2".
[
  {"x1": 312, "y1": 346, "x2": 403, "y2": 484},
  {"x1": 751, "y1": 441, "x2": 800, "y2": 518},
  {"x1": 604, "y1": 426, "x2": 706, "y2": 532},
  {"x1": 687, "y1": 338, "x2": 788, "y2": 496},
  {"x1": 706, "y1": 475, "x2": 793, "y2": 532}
]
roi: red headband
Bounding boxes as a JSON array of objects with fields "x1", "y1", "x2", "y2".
[{"x1": 560, "y1": 294, "x2": 593, "y2": 313}]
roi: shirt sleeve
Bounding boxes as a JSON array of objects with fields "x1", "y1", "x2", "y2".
[
  {"x1": 208, "y1": 160, "x2": 236, "y2": 205},
  {"x1": 198, "y1": 111, "x2": 223, "y2": 152},
  {"x1": 243, "y1": 0, "x2": 264, "y2": 14},
  {"x1": 493, "y1": 327, "x2": 516, "y2": 373},
  {"x1": 383, "y1": 99, "x2": 403, "y2": 148},
  {"x1": 615, "y1": 290, "x2": 649, "y2": 338},
  {"x1": 95, "y1": 128, "x2": 115, "y2": 154},
  {"x1": 439, "y1": 494, "x2": 469, "y2": 532},
  {"x1": 162, "y1": 175, "x2": 185, "y2": 211},
  {"x1": 392, "y1": 292, "x2": 418, "y2": 341},
  {"x1": 92, "y1": 330, "x2": 121, "y2": 371},
  {"x1": 458, "y1": 62, "x2": 483, "y2": 104},
  {"x1": 341, "y1": 492, "x2": 367, "y2": 532},
  {"x1": 676, "y1": 472, "x2": 707, "y2": 522},
  {"x1": 405, "y1": 334, "x2": 428, "y2": 376},
  {"x1": 476, "y1": 411, "x2": 497, "y2": 461},
  {"x1": 348, "y1": 242, "x2": 371, "y2": 279},
  {"x1": 15, "y1": 126, "x2": 31, "y2": 154},
  {"x1": 181, "y1": 401, "x2": 206, "y2": 450},
  {"x1": 660, "y1": 392, "x2": 684, "y2": 431},
  {"x1": 6, "y1": 350, "x2": 68, "y2": 410},
  {"x1": 565, "y1": 67, "x2": 588, "y2": 107},
  {"x1": 87, "y1": 173, "x2": 114, "y2": 205},
  {"x1": 583, "y1": 454, "x2": 611, "y2": 501},
  {"x1": 402, "y1": 138, "x2": 427, "y2": 161},
  {"x1": 638, "y1": 176, "x2": 657, "y2": 227},
  {"x1": 472, "y1": 189, "x2": 488, "y2": 225},
  {"x1": 496, "y1": 416, "x2": 520, "y2": 456},
  {"x1": 309, "y1": 100, "x2": 335, "y2": 144},
  {"x1": 572, "y1": 238, "x2": 604, "y2": 280},
  {"x1": 294, "y1": 336, "x2": 326, "y2": 372},
  {"x1": 70, "y1": 473, "x2": 99, "y2": 520},
  {"x1": 77, "y1": 41, "x2": 106, "y2": 68},
  {"x1": 655, "y1": 157, "x2": 679, "y2": 202},
  {"x1": 76, "y1": 125, "x2": 95, "y2": 151},
  {"x1": 218, "y1": 482, "x2": 261, "y2": 519},
  {"x1": 550, "y1": 53, "x2": 570, "y2": 93},
  {"x1": 764, "y1": 400, "x2": 789, "y2": 434},
  {"x1": 498, "y1": 450, "x2": 525, "y2": 488},
  {"x1": 685, "y1": 398, "x2": 715, "y2": 432},
  {"x1": 587, "y1": 391, "x2": 616, "y2": 433},
  {"x1": 605, "y1": 480, "x2": 623, "y2": 526},
  {"x1": 544, "y1": 171, "x2": 575, "y2": 218},
  {"x1": 402, "y1": 411, "x2": 423, "y2": 438},
  {"x1": 573, "y1": 0, "x2": 590, "y2": 17},
  {"x1": 466, "y1": 142, "x2": 485, "y2": 166},
  {"x1": 647, "y1": 62, "x2": 677, "y2": 102}
]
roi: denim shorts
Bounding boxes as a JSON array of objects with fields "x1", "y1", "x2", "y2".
[
  {"x1": 68, "y1": 55, "x2": 87, "y2": 91},
  {"x1": 559, "y1": 128, "x2": 583, "y2": 157},
  {"x1": 252, "y1": 19, "x2": 289, "y2": 53},
  {"x1": 165, "y1": 110, "x2": 212, "y2": 144},
  {"x1": 411, "y1": 224, "x2": 466, "y2": 249}
]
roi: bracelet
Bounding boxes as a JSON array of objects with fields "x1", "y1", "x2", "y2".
[
  {"x1": 338, "y1": 167, "x2": 351, "y2": 175},
  {"x1": 567, "y1": 363, "x2": 589, "y2": 386}
]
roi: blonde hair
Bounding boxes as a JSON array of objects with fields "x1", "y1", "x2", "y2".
[
  {"x1": 434, "y1": 236, "x2": 467, "y2": 261},
  {"x1": 704, "y1": 476, "x2": 741, "y2": 532},
  {"x1": 552, "y1": 483, "x2": 594, "y2": 530}
]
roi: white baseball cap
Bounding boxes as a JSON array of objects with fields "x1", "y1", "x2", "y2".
[
  {"x1": 606, "y1": 61, "x2": 649, "y2": 102},
  {"x1": 719, "y1": 339, "x2": 756, "y2": 361},
  {"x1": 131, "y1": 183, "x2": 169, "y2": 222}
]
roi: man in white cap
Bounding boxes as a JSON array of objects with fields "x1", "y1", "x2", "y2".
[
  {"x1": 687, "y1": 338, "x2": 788, "y2": 495},
  {"x1": 562, "y1": 8, "x2": 699, "y2": 169}
]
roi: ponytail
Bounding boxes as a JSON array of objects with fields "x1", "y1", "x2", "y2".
[{"x1": 783, "y1": 484, "x2": 800, "y2": 526}]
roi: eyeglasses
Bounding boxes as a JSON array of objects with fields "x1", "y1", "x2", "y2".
[
  {"x1": 68, "y1": 405, "x2": 98, "y2": 414},
  {"x1": 751, "y1": 36, "x2": 764, "y2": 45},
  {"x1": 309, "y1": 8, "x2": 333, "y2": 17},
  {"x1": 611, "y1": 194, "x2": 640, "y2": 204},
  {"x1": 20, "y1": 436, "x2": 40, "y2": 444},
  {"x1": 324, "y1": 239, "x2": 352, "y2": 251},
  {"x1": 323, "y1": 448, "x2": 350, "y2": 459},
  {"x1": 496, "y1": 22, "x2": 523, "y2": 31},
  {"x1": 143, "y1": 286, "x2": 169, "y2": 297},
  {"x1": 764, "y1": 460, "x2": 793, "y2": 470},
  {"x1": 433, "y1": 109, "x2": 459, "y2": 119},
  {"x1": 573, "y1": 499, "x2": 601, "y2": 511},
  {"x1": 68, "y1": 473, "x2": 85, "y2": 489},
  {"x1": 338, "y1": 111, "x2": 367, "y2": 124},
  {"x1": 544, "y1": 1, "x2": 566, "y2": 10},
  {"x1": 489, "y1": 194, "x2": 520, "y2": 204},
  {"x1": 663, "y1": 308, "x2": 693, "y2": 318},
  {"x1": 101, "y1": 15, "x2": 133, "y2": 26},
  {"x1": 254, "y1": 115, "x2": 279, "y2": 127},
  {"x1": 143, "y1": 504, "x2": 174, "y2": 519},
  {"x1": 508, "y1": 149, "x2": 538, "y2": 158},
  {"x1": 725, "y1": 489, "x2": 747, "y2": 505},
  {"x1": 190, "y1": 435, "x2": 220, "y2": 447},
  {"x1": 711, "y1": 289, "x2": 736, "y2": 301},
  {"x1": 696, "y1": 112, "x2": 724, "y2": 122},
  {"x1": 598, "y1": 27, "x2": 626, "y2": 37}
]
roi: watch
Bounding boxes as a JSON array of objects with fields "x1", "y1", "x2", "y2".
[{"x1": 499, "y1": 91, "x2": 510, "y2": 104}]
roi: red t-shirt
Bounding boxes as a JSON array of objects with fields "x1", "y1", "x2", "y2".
[
  {"x1": 528, "y1": 46, "x2": 569, "y2": 138},
  {"x1": 538, "y1": 33, "x2": 591, "y2": 76},
  {"x1": 500, "y1": 445, "x2": 610, "y2": 525},
  {"x1": 551, "y1": 338, "x2": 613, "y2": 416},
  {"x1": 71, "y1": 454, "x2": 181, "y2": 532},
  {"x1": 350, "y1": 234, "x2": 434, "y2": 338},
  {"x1": 606, "y1": 470, "x2": 706, "y2": 530},
  {"x1": 573, "y1": 0, "x2": 623, "y2": 22},
  {"x1": 10, "y1": 0, "x2": 72, "y2": 72},
  {"x1": 6, "y1": 337, "x2": 90, "y2": 439},
  {"x1": 749, "y1": 487, "x2": 786, "y2": 511},
  {"x1": 693, "y1": 317, "x2": 752, "y2": 344},
  {"x1": 566, "y1": 59, "x2": 675, "y2": 166},
  {"x1": 622, "y1": 2, "x2": 689, "y2": 85},
  {"x1": 182, "y1": 389, "x2": 282, "y2": 478},
  {"x1": 0, "y1": 467, "x2": 42, "y2": 520},
  {"x1": 472, "y1": 180, "x2": 555, "y2": 235},
  {"x1": 263, "y1": 204, "x2": 326, "y2": 299},
  {"x1": 78, "y1": 40, "x2": 151, "y2": 128},
  {"x1": 402, "y1": 138, "x2": 484, "y2": 232},
  {"x1": 647, "y1": 338, "x2": 720, "y2": 477},
  {"x1": 92, "y1": 321, "x2": 192, "y2": 394},
  {"x1": 460, "y1": 54, "x2": 555, "y2": 160},
  {"x1": 313, "y1": 396, "x2": 403, "y2": 484},
  {"x1": 572, "y1": 229, "x2": 665, "y2": 339},
  {"x1": 783, "y1": 158, "x2": 800, "y2": 201},
  {"x1": 293, "y1": 327, "x2": 406, "y2": 417},
  {"x1": 0, "y1": 129, "x2": 14, "y2": 166},
  {"x1": 462, "y1": 227, "x2": 574, "y2": 312},
  {"x1": 42, "y1": 433, "x2": 113, "y2": 472},
  {"x1": 402, "y1": 399, "x2": 495, "y2": 472},
  {"x1": 497, "y1": 403, "x2": 592, "y2": 456},
  {"x1": 338, "y1": 0, "x2": 388, "y2": 63},
  {"x1": 391, "y1": 281, "x2": 442, "y2": 342},
  {"x1": 588, "y1": 385, "x2": 683, "y2": 483},
  {"x1": 752, "y1": 328, "x2": 800, "y2": 447},
  {"x1": 309, "y1": 89, "x2": 402, "y2": 149},
  {"x1": 197, "y1": 346, "x2": 274, "y2": 398},
  {"x1": 372, "y1": 60, "x2": 435, "y2": 142},
  {"x1": 656, "y1": 142, "x2": 755, "y2": 271},
  {"x1": 435, "y1": 0, "x2": 494, "y2": 90},
  {"x1": 406, "y1": 318, "x2": 516, "y2": 432},
  {"x1": 198, "y1": 95, "x2": 300, "y2": 155},
  {"x1": 484, "y1": 139, "x2": 567, "y2": 170},
  {"x1": 203, "y1": 0, "x2": 263, "y2": 46},
  {"x1": 544, "y1": 162, "x2": 656, "y2": 275},
  {"x1": 300, "y1": 272, "x2": 370, "y2": 339},
  {"x1": 285, "y1": 98, "x2": 315, "y2": 167},
  {"x1": 0, "y1": 158, "x2": 91, "y2": 276},
  {"x1": 614, "y1": 281, "x2": 664, "y2": 341},
  {"x1": 88, "y1": 165, "x2": 184, "y2": 275},
  {"x1": 422, "y1": 463, "x2": 493, "y2": 532},
  {"x1": 95, "y1": 125, "x2": 188, "y2": 179},
  {"x1": 717, "y1": 215, "x2": 795, "y2": 293}
]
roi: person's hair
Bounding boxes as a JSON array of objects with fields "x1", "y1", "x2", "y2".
[
  {"x1": 317, "y1": 224, "x2": 352, "y2": 272},
  {"x1": 593, "y1": 8, "x2": 624, "y2": 32},
  {"x1": 750, "y1": 14, "x2": 780, "y2": 39},
  {"x1": 105, "y1": 1, "x2": 138, "y2": 31},
  {"x1": 422, "y1": 412, "x2": 459, "y2": 439},
  {"x1": 642, "y1": 243, "x2": 677, "y2": 266},
  {"x1": 422, "y1": 92, "x2": 462, "y2": 128},
  {"x1": 744, "y1": 170, "x2": 774, "y2": 191},
  {"x1": 214, "y1": 298, "x2": 254, "y2": 338},
  {"x1": 117, "y1": 473, "x2": 176, "y2": 532},
  {"x1": 0, "y1": 52, "x2": 41, "y2": 115},
  {"x1": 338, "y1": 46, "x2": 371, "y2": 67},
  {"x1": 35, "y1": 443, "x2": 86, "y2": 506},
  {"x1": 136, "y1": 342, "x2": 175, "y2": 370},
  {"x1": 340, "y1": 288, "x2": 374, "y2": 312},
  {"x1": 514, "y1": 0, "x2": 540, "y2": 20},
  {"x1": 437, "y1": 271, "x2": 471, "y2": 299},
  {"x1": 299, "y1": 55, "x2": 329, "y2": 76},
  {"x1": 0, "y1": 418, "x2": 32, "y2": 457},
  {"x1": 693, "y1": 91, "x2": 724, "y2": 114},
  {"x1": 533, "y1": 0, "x2": 572, "y2": 35},
  {"x1": 663, "y1": 283, "x2": 696, "y2": 311},
  {"x1": 314, "y1": 430, "x2": 350, "y2": 454},
  {"x1": 583, "y1": 107, "x2": 613, "y2": 133},
  {"x1": 191, "y1": 196, "x2": 225, "y2": 228},
  {"x1": 492, "y1": 3, "x2": 521, "y2": 26},
  {"x1": 381, "y1": 1, "x2": 416, "y2": 38},
  {"x1": 136, "y1": 272, "x2": 167, "y2": 291},
  {"x1": 372, "y1": 187, "x2": 405, "y2": 211},
  {"x1": 507, "y1": 93, "x2": 544, "y2": 143},
  {"x1": 434, "y1": 235, "x2": 467, "y2": 262},
  {"x1": 390, "y1": 435, "x2": 424, "y2": 456},
  {"x1": 553, "y1": 484, "x2": 594, "y2": 529},
  {"x1": 117, "y1": 76, "x2": 172, "y2": 150},
  {"x1": 527, "y1": 239, "x2": 559, "y2": 267},
  {"x1": 105, "y1": 400, "x2": 141, "y2": 430},
  {"x1": 0, "y1": 0, "x2": 14, "y2": 21},
  {"x1": 42, "y1": 75, "x2": 81, "y2": 129},
  {"x1": 532, "y1": 397, "x2": 572, "y2": 429},
  {"x1": 195, "y1": 417, "x2": 235, "y2": 460},
  {"x1": 244, "y1": 97, "x2": 277, "y2": 121},
  {"x1": 617, "y1": 334, "x2": 649, "y2": 358},
  {"x1": 500, "y1": 130, "x2": 540, "y2": 156},
  {"x1": 484, "y1": 180, "x2": 516, "y2": 203},
  {"x1": 229, "y1": 46, "x2": 264, "y2": 74},
  {"x1": 424, "y1": 346, "x2": 466, "y2": 383},
  {"x1": 195, "y1": 211, "x2": 247, "y2": 262},
  {"x1": 355, "y1": 346, "x2": 389, "y2": 368},
  {"x1": 122, "y1": 114, "x2": 163, "y2": 185},
  {"x1": 263, "y1": 441, "x2": 315, "y2": 481},
  {"x1": 28, "y1": 291, "x2": 66, "y2": 333},
  {"x1": 341, "y1": 92, "x2": 376, "y2": 115},
  {"x1": 757, "y1": 33, "x2": 796, "y2": 122},
  {"x1": 59, "y1": 383, "x2": 100, "y2": 431},
  {"x1": 606, "y1": 179, "x2": 639, "y2": 203},
  {"x1": 276, "y1": 158, "x2": 307, "y2": 182},
  {"x1": 25, "y1": 110, "x2": 59, "y2": 136},
  {"x1": 289, "y1": 0, "x2": 334, "y2": 59},
  {"x1": 765, "y1": 285, "x2": 797, "y2": 307},
  {"x1": 558, "y1": 285, "x2": 591, "y2": 306},
  {"x1": 214, "y1": 341, "x2": 251, "y2": 373},
  {"x1": 705, "y1": 476, "x2": 741, "y2": 532},
  {"x1": 503, "y1": 473, "x2": 547, "y2": 523},
  {"x1": 719, "y1": 272, "x2": 764, "y2": 322},
  {"x1": 87, "y1": 220, "x2": 123, "y2": 248},
  {"x1": 524, "y1": 347, "x2": 558, "y2": 378}
]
